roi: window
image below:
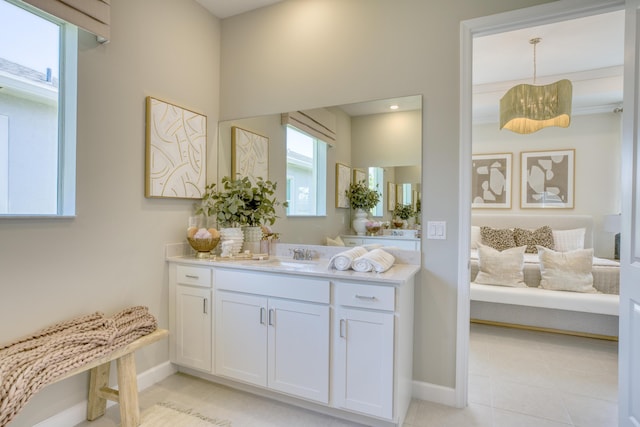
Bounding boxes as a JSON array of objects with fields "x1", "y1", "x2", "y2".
[
  {"x1": 285, "y1": 126, "x2": 327, "y2": 216},
  {"x1": 0, "y1": 0, "x2": 77, "y2": 216},
  {"x1": 369, "y1": 166, "x2": 384, "y2": 217}
]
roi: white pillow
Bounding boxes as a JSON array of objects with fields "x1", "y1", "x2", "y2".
[
  {"x1": 470, "y1": 226, "x2": 481, "y2": 249},
  {"x1": 326, "y1": 235, "x2": 345, "y2": 246},
  {"x1": 537, "y1": 246, "x2": 597, "y2": 293},
  {"x1": 473, "y1": 244, "x2": 527, "y2": 287},
  {"x1": 552, "y1": 228, "x2": 586, "y2": 252}
]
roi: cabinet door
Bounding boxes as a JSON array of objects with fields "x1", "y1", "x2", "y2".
[
  {"x1": 175, "y1": 285, "x2": 212, "y2": 372},
  {"x1": 334, "y1": 307, "x2": 394, "y2": 419},
  {"x1": 267, "y1": 299, "x2": 329, "y2": 404},
  {"x1": 215, "y1": 291, "x2": 267, "y2": 387}
]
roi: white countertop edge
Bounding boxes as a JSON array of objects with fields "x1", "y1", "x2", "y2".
[{"x1": 166, "y1": 255, "x2": 420, "y2": 285}]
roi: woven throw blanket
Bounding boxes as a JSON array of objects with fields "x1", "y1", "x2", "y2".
[{"x1": 0, "y1": 306, "x2": 157, "y2": 427}]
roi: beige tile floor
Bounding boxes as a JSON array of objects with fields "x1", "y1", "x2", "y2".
[{"x1": 75, "y1": 323, "x2": 618, "y2": 427}]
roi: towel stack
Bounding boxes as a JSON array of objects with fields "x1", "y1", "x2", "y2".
[
  {"x1": 328, "y1": 246, "x2": 368, "y2": 270},
  {"x1": 352, "y1": 248, "x2": 396, "y2": 273},
  {"x1": 328, "y1": 247, "x2": 395, "y2": 273}
]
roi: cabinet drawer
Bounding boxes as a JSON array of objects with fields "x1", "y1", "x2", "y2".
[
  {"x1": 215, "y1": 269, "x2": 329, "y2": 304},
  {"x1": 335, "y1": 282, "x2": 395, "y2": 311},
  {"x1": 177, "y1": 265, "x2": 212, "y2": 288}
]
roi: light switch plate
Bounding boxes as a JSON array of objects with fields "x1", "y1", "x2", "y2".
[{"x1": 426, "y1": 221, "x2": 446, "y2": 239}]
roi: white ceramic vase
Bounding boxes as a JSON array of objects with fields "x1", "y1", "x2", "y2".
[
  {"x1": 352, "y1": 209, "x2": 368, "y2": 236},
  {"x1": 220, "y1": 227, "x2": 244, "y2": 256}
]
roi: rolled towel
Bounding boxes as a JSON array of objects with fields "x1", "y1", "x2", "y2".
[
  {"x1": 328, "y1": 246, "x2": 368, "y2": 270},
  {"x1": 352, "y1": 248, "x2": 395, "y2": 273}
]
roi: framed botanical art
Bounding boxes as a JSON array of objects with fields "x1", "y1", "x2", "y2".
[
  {"x1": 521, "y1": 149, "x2": 575, "y2": 209},
  {"x1": 387, "y1": 182, "x2": 396, "y2": 211},
  {"x1": 145, "y1": 97, "x2": 207, "y2": 199},
  {"x1": 353, "y1": 168, "x2": 366, "y2": 184},
  {"x1": 336, "y1": 163, "x2": 351, "y2": 208},
  {"x1": 232, "y1": 126, "x2": 269, "y2": 183},
  {"x1": 471, "y1": 153, "x2": 512, "y2": 208}
]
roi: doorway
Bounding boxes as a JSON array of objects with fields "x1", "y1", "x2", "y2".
[{"x1": 458, "y1": 0, "x2": 625, "y2": 409}]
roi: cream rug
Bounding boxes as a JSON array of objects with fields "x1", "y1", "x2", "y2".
[{"x1": 136, "y1": 401, "x2": 232, "y2": 427}]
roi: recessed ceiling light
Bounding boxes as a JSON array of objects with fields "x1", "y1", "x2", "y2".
[{"x1": 389, "y1": 104, "x2": 399, "y2": 110}]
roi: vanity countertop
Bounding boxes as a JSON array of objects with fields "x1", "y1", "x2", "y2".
[
  {"x1": 341, "y1": 234, "x2": 420, "y2": 241},
  {"x1": 166, "y1": 255, "x2": 419, "y2": 286}
]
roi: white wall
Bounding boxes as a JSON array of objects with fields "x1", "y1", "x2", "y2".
[
  {"x1": 219, "y1": 0, "x2": 554, "y2": 390},
  {"x1": 0, "y1": 1, "x2": 221, "y2": 425},
  {"x1": 473, "y1": 113, "x2": 622, "y2": 257},
  {"x1": 351, "y1": 109, "x2": 421, "y2": 169}
]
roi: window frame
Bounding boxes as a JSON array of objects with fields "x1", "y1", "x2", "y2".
[
  {"x1": 0, "y1": 0, "x2": 77, "y2": 218},
  {"x1": 284, "y1": 125, "x2": 327, "y2": 217}
]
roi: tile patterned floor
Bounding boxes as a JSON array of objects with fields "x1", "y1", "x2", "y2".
[{"x1": 75, "y1": 323, "x2": 618, "y2": 427}]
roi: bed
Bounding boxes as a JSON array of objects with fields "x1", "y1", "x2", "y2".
[{"x1": 469, "y1": 214, "x2": 620, "y2": 338}]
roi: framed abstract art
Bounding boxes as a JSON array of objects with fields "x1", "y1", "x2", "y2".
[
  {"x1": 145, "y1": 97, "x2": 207, "y2": 199},
  {"x1": 471, "y1": 153, "x2": 512, "y2": 208},
  {"x1": 521, "y1": 149, "x2": 575, "y2": 209}
]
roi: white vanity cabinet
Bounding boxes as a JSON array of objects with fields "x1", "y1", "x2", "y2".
[
  {"x1": 167, "y1": 256, "x2": 417, "y2": 427},
  {"x1": 170, "y1": 264, "x2": 212, "y2": 372},
  {"x1": 332, "y1": 280, "x2": 414, "y2": 423},
  {"x1": 214, "y1": 268, "x2": 331, "y2": 404},
  {"x1": 333, "y1": 282, "x2": 395, "y2": 418}
]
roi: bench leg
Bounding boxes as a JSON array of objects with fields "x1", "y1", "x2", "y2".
[
  {"x1": 87, "y1": 362, "x2": 110, "y2": 421},
  {"x1": 116, "y1": 353, "x2": 140, "y2": 427}
]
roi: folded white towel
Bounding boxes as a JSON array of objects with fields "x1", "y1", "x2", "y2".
[
  {"x1": 352, "y1": 248, "x2": 395, "y2": 273},
  {"x1": 328, "y1": 246, "x2": 368, "y2": 270}
]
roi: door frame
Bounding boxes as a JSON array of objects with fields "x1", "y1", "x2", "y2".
[{"x1": 457, "y1": 0, "x2": 624, "y2": 408}]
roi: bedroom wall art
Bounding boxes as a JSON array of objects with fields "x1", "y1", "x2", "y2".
[
  {"x1": 231, "y1": 126, "x2": 269, "y2": 183},
  {"x1": 336, "y1": 163, "x2": 351, "y2": 208},
  {"x1": 471, "y1": 153, "x2": 512, "y2": 208},
  {"x1": 521, "y1": 149, "x2": 575, "y2": 209},
  {"x1": 145, "y1": 96, "x2": 207, "y2": 199}
]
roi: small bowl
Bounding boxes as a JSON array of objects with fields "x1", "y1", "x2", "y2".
[
  {"x1": 365, "y1": 224, "x2": 381, "y2": 236},
  {"x1": 187, "y1": 237, "x2": 220, "y2": 258}
]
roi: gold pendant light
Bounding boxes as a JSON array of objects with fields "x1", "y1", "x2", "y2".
[{"x1": 500, "y1": 38, "x2": 572, "y2": 134}]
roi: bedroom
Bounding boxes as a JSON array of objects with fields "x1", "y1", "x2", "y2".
[{"x1": 468, "y1": 2, "x2": 623, "y2": 394}]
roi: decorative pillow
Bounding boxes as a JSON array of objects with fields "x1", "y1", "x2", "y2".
[
  {"x1": 470, "y1": 226, "x2": 481, "y2": 249},
  {"x1": 473, "y1": 244, "x2": 527, "y2": 287},
  {"x1": 326, "y1": 235, "x2": 345, "y2": 246},
  {"x1": 480, "y1": 226, "x2": 516, "y2": 251},
  {"x1": 536, "y1": 246, "x2": 597, "y2": 293},
  {"x1": 552, "y1": 228, "x2": 586, "y2": 252},
  {"x1": 513, "y1": 226, "x2": 554, "y2": 254}
]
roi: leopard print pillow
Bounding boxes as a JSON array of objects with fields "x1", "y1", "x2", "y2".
[
  {"x1": 513, "y1": 226, "x2": 554, "y2": 253},
  {"x1": 480, "y1": 226, "x2": 516, "y2": 251}
]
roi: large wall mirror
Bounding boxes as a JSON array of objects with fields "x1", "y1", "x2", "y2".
[{"x1": 217, "y1": 95, "x2": 422, "y2": 245}]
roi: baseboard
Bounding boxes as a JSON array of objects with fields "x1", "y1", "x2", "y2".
[
  {"x1": 471, "y1": 318, "x2": 619, "y2": 342},
  {"x1": 412, "y1": 380, "x2": 457, "y2": 407},
  {"x1": 34, "y1": 361, "x2": 176, "y2": 427}
]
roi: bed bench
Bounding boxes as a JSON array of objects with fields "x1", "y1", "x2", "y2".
[{"x1": 51, "y1": 328, "x2": 168, "y2": 427}]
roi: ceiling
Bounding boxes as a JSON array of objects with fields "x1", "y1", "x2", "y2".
[
  {"x1": 195, "y1": 0, "x2": 282, "y2": 19},
  {"x1": 195, "y1": 2, "x2": 625, "y2": 123},
  {"x1": 473, "y1": 9, "x2": 625, "y2": 124}
]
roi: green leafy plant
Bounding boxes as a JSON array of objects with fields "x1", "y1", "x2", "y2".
[
  {"x1": 393, "y1": 203, "x2": 415, "y2": 220},
  {"x1": 195, "y1": 176, "x2": 288, "y2": 227},
  {"x1": 346, "y1": 180, "x2": 381, "y2": 211}
]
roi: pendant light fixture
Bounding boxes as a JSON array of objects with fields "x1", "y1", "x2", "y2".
[{"x1": 500, "y1": 37, "x2": 572, "y2": 134}]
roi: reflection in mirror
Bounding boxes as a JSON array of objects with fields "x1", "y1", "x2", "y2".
[{"x1": 217, "y1": 95, "x2": 422, "y2": 245}]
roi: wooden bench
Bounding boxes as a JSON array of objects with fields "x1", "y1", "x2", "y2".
[{"x1": 52, "y1": 328, "x2": 169, "y2": 427}]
